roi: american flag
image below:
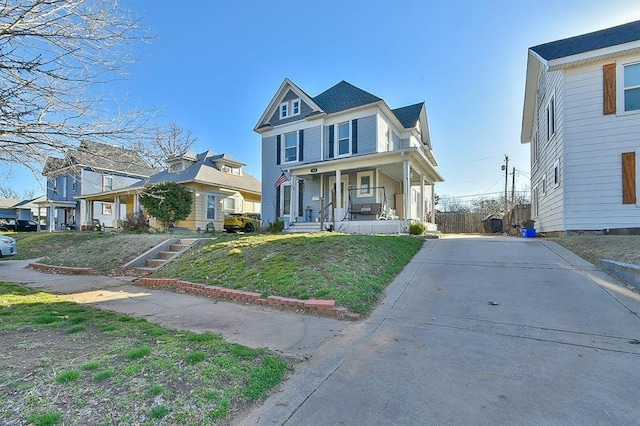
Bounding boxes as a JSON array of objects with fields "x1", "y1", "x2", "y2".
[{"x1": 274, "y1": 172, "x2": 288, "y2": 189}]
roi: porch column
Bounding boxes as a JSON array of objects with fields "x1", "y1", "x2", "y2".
[
  {"x1": 420, "y1": 177, "x2": 426, "y2": 222},
  {"x1": 431, "y1": 185, "x2": 436, "y2": 224},
  {"x1": 335, "y1": 169, "x2": 342, "y2": 221},
  {"x1": 133, "y1": 193, "x2": 140, "y2": 212},
  {"x1": 48, "y1": 205, "x2": 54, "y2": 232},
  {"x1": 403, "y1": 161, "x2": 410, "y2": 221},
  {"x1": 114, "y1": 196, "x2": 121, "y2": 227},
  {"x1": 291, "y1": 176, "x2": 297, "y2": 221}
]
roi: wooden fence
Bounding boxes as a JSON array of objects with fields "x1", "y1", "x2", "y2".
[
  {"x1": 436, "y1": 212, "x2": 485, "y2": 234},
  {"x1": 436, "y1": 204, "x2": 532, "y2": 234}
]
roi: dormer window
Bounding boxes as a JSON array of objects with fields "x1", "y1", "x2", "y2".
[
  {"x1": 170, "y1": 162, "x2": 182, "y2": 172},
  {"x1": 280, "y1": 98, "x2": 301, "y2": 119}
]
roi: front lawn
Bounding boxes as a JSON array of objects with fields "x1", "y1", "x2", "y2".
[
  {"x1": 154, "y1": 233, "x2": 424, "y2": 314},
  {"x1": 0, "y1": 282, "x2": 289, "y2": 425}
]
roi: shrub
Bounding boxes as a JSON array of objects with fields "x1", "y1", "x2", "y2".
[
  {"x1": 267, "y1": 218, "x2": 285, "y2": 233},
  {"x1": 408, "y1": 221, "x2": 426, "y2": 235},
  {"x1": 121, "y1": 210, "x2": 150, "y2": 233}
]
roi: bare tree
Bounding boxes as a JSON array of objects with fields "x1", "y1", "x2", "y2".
[
  {"x1": 0, "y1": 184, "x2": 36, "y2": 199},
  {"x1": 133, "y1": 122, "x2": 198, "y2": 169},
  {"x1": 0, "y1": 0, "x2": 150, "y2": 174}
]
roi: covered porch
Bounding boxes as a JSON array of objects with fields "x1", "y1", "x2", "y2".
[
  {"x1": 76, "y1": 189, "x2": 141, "y2": 231},
  {"x1": 283, "y1": 148, "x2": 443, "y2": 234}
]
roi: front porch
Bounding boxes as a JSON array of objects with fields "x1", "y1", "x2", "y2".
[{"x1": 279, "y1": 149, "x2": 441, "y2": 234}]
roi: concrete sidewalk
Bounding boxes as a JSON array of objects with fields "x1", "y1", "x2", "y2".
[
  {"x1": 238, "y1": 236, "x2": 640, "y2": 425},
  {"x1": 0, "y1": 260, "x2": 349, "y2": 358}
]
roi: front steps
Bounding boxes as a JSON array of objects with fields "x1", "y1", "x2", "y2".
[
  {"x1": 123, "y1": 238, "x2": 199, "y2": 272},
  {"x1": 284, "y1": 222, "x2": 323, "y2": 233}
]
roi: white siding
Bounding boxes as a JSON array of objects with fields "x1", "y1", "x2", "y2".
[
  {"x1": 531, "y1": 68, "x2": 565, "y2": 232},
  {"x1": 563, "y1": 56, "x2": 640, "y2": 231}
]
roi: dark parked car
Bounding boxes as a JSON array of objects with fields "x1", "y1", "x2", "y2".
[{"x1": 0, "y1": 219, "x2": 39, "y2": 232}]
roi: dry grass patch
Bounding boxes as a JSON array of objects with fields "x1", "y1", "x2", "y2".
[{"x1": 550, "y1": 235, "x2": 640, "y2": 265}]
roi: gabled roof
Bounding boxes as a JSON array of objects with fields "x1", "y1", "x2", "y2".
[
  {"x1": 44, "y1": 141, "x2": 156, "y2": 178},
  {"x1": 391, "y1": 103, "x2": 424, "y2": 128},
  {"x1": 0, "y1": 198, "x2": 22, "y2": 209},
  {"x1": 522, "y1": 20, "x2": 640, "y2": 144},
  {"x1": 143, "y1": 151, "x2": 260, "y2": 195},
  {"x1": 312, "y1": 81, "x2": 382, "y2": 114},
  {"x1": 531, "y1": 19, "x2": 640, "y2": 61}
]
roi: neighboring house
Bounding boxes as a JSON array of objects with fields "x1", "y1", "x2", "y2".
[
  {"x1": 78, "y1": 150, "x2": 261, "y2": 232},
  {"x1": 255, "y1": 79, "x2": 444, "y2": 234},
  {"x1": 0, "y1": 196, "x2": 47, "y2": 227},
  {"x1": 521, "y1": 20, "x2": 640, "y2": 235},
  {"x1": 40, "y1": 141, "x2": 156, "y2": 230}
]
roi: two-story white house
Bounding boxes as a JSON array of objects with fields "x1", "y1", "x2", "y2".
[
  {"x1": 521, "y1": 20, "x2": 640, "y2": 235},
  {"x1": 255, "y1": 79, "x2": 444, "y2": 234}
]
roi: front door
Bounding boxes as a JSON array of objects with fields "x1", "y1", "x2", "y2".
[{"x1": 328, "y1": 175, "x2": 349, "y2": 221}]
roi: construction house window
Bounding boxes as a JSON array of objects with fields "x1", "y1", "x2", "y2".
[
  {"x1": 532, "y1": 186, "x2": 539, "y2": 217},
  {"x1": 206, "y1": 195, "x2": 216, "y2": 220},
  {"x1": 624, "y1": 63, "x2": 640, "y2": 112},
  {"x1": 103, "y1": 176, "x2": 113, "y2": 191},
  {"x1": 72, "y1": 176, "x2": 77, "y2": 192},
  {"x1": 542, "y1": 174, "x2": 547, "y2": 195},
  {"x1": 338, "y1": 122, "x2": 350, "y2": 156},
  {"x1": 546, "y1": 96, "x2": 556, "y2": 141},
  {"x1": 357, "y1": 171, "x2": 373, "y2": 197},
  {"x1": 102, "y1": 203, "x2": 113, "y2": 215},
  {"x1": 553, "y1": 159, "x2": 560, "y2": 188},
  {"x1": 284, "y1": 132, "x2": 298, "y2": 163}
]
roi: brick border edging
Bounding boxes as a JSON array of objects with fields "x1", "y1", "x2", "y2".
[
  {"x1": 28, "y1": 262, "x2": 101, "y2": 275},
  {"x1": 135, "y1": 277, "x2": 360, "y2": 320}
]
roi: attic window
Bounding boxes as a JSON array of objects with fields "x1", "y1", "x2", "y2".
[
  {"x1": 222, "y1": 165, "x2": 242, "y2": 175},
  {"x1": 170, "y1": 163, "x2": 182, "y2": 172},
  {"x1": 103, "y1": 176, "x2": 113, "y2": 191},
  {"x1": 280, "y1": 98, "x2": 301, "y2": 119}
]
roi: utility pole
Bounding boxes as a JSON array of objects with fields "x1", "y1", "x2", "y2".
[
  {"x1": 511, "y1": 167, "x2": 516, "y2": 205},
  {"x1": 501, "y1": 155, "x2": 509, "y2": 210}
]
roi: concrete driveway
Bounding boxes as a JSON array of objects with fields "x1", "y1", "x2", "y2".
[{"x1": 239, "y1": 236, "x2": 640, "y2": 425}]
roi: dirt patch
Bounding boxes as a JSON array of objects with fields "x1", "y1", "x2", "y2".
[{"x1": 550, "y1": 235, "x2": 640, "y2": 265}]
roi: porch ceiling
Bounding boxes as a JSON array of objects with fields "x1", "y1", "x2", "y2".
[{"x1": 289, "y1": 149, "x2": 442, "y2": 184}]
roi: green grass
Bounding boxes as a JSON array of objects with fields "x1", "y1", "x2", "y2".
[
  {"x1": 155, "y1": 233, "x2": 424, "y2": 314},
  {"x1": 0, "y1": 281, "x2": 289, "y2": 425},
  {"x1": 0, "y1": 232, "x2": 171, "y2": 272}
]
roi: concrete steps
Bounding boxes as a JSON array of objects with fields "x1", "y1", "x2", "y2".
[
  {"x1": 284, "y1": 222, "x2": 323, "y2": 234},
  {"x1": 124, "y1": 238, "x2": 200, "y2": 272}
]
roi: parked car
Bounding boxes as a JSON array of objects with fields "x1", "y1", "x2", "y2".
[
  {"x1": 0, "y1": 219, "x2": 38, "y2": 232},
  {"x1": 223, "y1": 213, "x2": 261, "y2": 233},
  {"x1": 0, "y1": 235, "x2": 17, "y2": 258}
]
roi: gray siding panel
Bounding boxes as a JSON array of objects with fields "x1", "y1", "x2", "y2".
[
  {"x1": 303, "y1": 125, "x2": 321, "y2": 163},
  {"x1": 357, "y1": 115, "x2": 376, "y2": 154},
  {"x1": 261, "y1": 135, "x2": 279, "y2": 225}
]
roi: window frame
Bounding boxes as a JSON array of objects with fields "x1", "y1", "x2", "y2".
[
  {"x1": 356, "y1": 171, "x2": 374, "y2": 197},
  {"x1": 622, "y1": 61, "x2": 640, "y2": 113},
  {"x1": 206, "y1": 194, "x2": 216, "y2": 221},
  {"x1": 553, "y1": 159, "x2": 560, "y2": 188},
  {"x1": 281, "y1": 183, "x2": 292, "y2": 216},
  {"x1": 337, "y1": 122, "x2": 351, "y2": 156},
  {"x1": 546, "y1": 95, "x2": 556, "y2": 142},
  {"x1": 102, "y1": 203, "x2": 113, "y2": 215},
  {"x1": 279, "y1": 98, "x2": 301, "y2": 119},
  {"x1": 103, "y1": 176, "x2": 114, "y2": 192},
  {"x1": 283, "y1": 131, "x2": 298, "y2": 163}
]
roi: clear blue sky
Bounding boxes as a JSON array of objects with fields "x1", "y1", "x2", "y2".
[{"x1": 6, "y1": 0, "x2": 640, "y2": 203}]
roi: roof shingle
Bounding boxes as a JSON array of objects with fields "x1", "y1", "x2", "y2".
[
  {"x1": 392, "y1": 103, "x2": 424, "y2": 128},
  {"x1": 531, "y1": 19, "x2": 640, "y2": 61},
  {"x1": 312, "y1": 81, "x2": 382, "y2": 114}
]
